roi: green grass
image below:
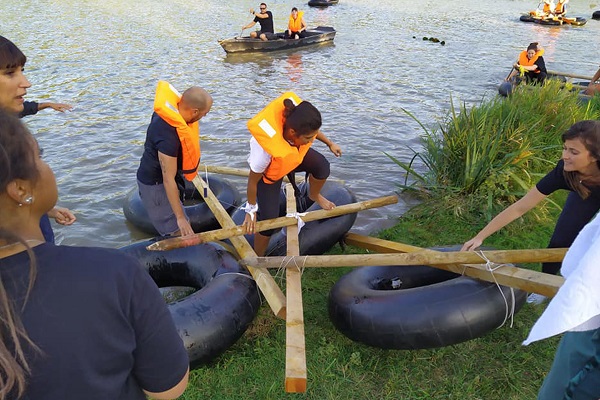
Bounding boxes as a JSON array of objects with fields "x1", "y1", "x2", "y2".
[{"x1": 180, "y1": 203, "x2": 563, "y2": 399}]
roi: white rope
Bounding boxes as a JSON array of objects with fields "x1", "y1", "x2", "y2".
[
  {"x1": 285, "y1": 211, "x2": 308, "y2": 232},
  {"x1": 474, "y1": 250, "x2": 517, "y2": 329}
]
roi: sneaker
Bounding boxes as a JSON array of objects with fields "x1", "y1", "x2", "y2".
[{"x1": 527, "y1": 293, "x2": 548, "y2": 305}]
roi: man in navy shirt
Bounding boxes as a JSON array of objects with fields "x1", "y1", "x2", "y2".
[{"x1": 136, "y1": 85, "x2": 212, "y2": 237}]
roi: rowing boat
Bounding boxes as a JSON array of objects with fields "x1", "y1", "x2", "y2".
[{"x1": 218, "y1": 26, "x2": 336, "y2": 54}]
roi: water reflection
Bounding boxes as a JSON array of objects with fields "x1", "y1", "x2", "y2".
[{"x1": 285, "y1": 53, "x2": 304, "y2": 82}]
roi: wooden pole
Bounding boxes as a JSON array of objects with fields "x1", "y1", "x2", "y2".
[
  {"x1": 344, "y1": 233, "x2": 564, "y2": 297},
  {"x1": 146, "y1": 195, "x2": 398, "y2": 251},
  {"x1": 547, "y1": 69, "x2": 594, "y2": 81},
  {"x1": 243, "y1": 248, "x2": 567, "y2": 269},
  {"x1": 284, "y1": 184, "x2": 307, "y2": 393},
  {"x1": 192, "y1": 176, "x2": 287, "y2": 319}
]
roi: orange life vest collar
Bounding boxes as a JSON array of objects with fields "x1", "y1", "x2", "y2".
[
  {"x1": 288, "y1": 11, "x2": 304, "y2": 32},
  {"x1": 518, "y1": 51, "x2": 541, "y2": 73},
  {"x1": 153, "y1": 81, "x2": 200, "y2": 181},
  {"x1": 247, "y1": 92, "x2": 313, "y2": 183}
]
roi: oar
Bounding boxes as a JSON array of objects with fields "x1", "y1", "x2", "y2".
[{"x1": 547, "y1": 69, "x2": 594, "y2": 81}]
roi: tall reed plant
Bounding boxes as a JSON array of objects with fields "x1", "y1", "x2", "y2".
[{"x1": 390, "y1": 80, "x2": 600, "y2": 218}]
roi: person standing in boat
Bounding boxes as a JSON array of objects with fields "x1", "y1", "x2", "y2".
[
  {"x1": 505, "y1": 42, "x2": 547, "y2": 84},
  {"x1": 241, "y1": 92, "x2": 342, "y2": 256},
  {"x1": 462, "y1": 120, "x2": 600, "y2": 304},
  {"x1": 0, "y1": 109, "x2": 190, "y2": 399},
  {"x1": 136, "y1": 81, "x2": 212, "y2": 237},
  {"x1": 584, "y1": 65, "x2": 600, "y2": 96},
  {"x1": 243, "y1": 3, "x2": 275, "y2": 41},
  {"x1": 0, "y1": 35, "x2": 76, "y2": 243},
  {"x1": 285, "y1": 7, "x2": 307, "y2": 39}
]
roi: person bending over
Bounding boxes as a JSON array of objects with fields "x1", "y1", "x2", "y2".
[
  {"x1": 242, "y1": 92, "x2": 342, "y2": 256},
  {"x1": 136, "y1": 81, "x2": 212, "y2": 237},
  {"x1": 462, "y1": 120, "x2": 600, "y2": 305}
]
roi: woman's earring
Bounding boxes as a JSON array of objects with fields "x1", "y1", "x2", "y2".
[{"x1": 20, "y1": 195, "x2": 34, "y2": 206}]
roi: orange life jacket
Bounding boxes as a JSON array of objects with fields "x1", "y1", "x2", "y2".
[
  {"x1": 543, "y1": 3, "x2": 552, "y2": 13},
  {"x1": 247, "y1": 92, "x2": 313, "y2": 184},
  {"x1": 554, "y1": 2, "x2": 565, "y2": 14},
  {"x1": 153, "y1": 81, "x2": 200, "y2": 181},
  {"x1": 518, "y1": 51, "x2": 541, "y2": 73},
  {"x1": 288, "y1": 11, "x2": 305, "y2": 32}
]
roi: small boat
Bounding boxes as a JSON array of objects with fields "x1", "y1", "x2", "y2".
[
  {"x1": 594, "y1": 10, "x2": 600, "y2": 20},
  {"x1": 308, "y1": 0, "x2": 339, "y2": 7},
  {"x1": 519, "y1": 13, "x2": 587, "y2": 26},
  {"x1": 219, "y1": 26, "x2": 335, "y2": 54}
]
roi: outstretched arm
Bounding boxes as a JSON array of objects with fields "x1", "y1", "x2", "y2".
[
  {"x1": 316, "y1": 131, "x2": 342, "y2": 157},
  {"x1": 37, "y1": 102, "x2": 73, "y2": 113},
  {"x1": 461, "y1": 187, "x2": 547, "y2": 251}
]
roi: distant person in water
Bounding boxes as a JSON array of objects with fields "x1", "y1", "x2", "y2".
[
  {"x1": 0, "y1": 35, "x2": 75, "y2": 243},
  {"x1": 285, "y1": 7, "x2": 307, "y2": 39},
  {"x1": 585, "y1": 65, "x2": 600, "y2": 96},
  {"x1": 243, "y1": 3, "x2": 275, "y2": 41},
  {"x1": 506, "y1": 42, "x2": 547, "y2": 84}
]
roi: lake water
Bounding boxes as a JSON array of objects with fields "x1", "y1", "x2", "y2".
[{"x1": 2, "y1": 0, "x2": 599, "y2": 247}]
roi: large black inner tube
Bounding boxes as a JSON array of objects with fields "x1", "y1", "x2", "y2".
[
  {"x1": 328, "y1": 246, "x2": 527, "y2": 350},
  {"x1": 593, "y1": 10, "x2": 600, "y2": 20},
  {"x1": 230, "y1": 180, "x2": 357, "y2": 255},
  {"x1": 120, "y1": 239, "x2": 260, "y2": 367},
  {"x1": 123, "y1": 176, "x2": 241, "y2": 235}
]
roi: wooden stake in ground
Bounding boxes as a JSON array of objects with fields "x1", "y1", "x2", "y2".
[
  {"x1": 284, "y1": 184, "x2": 307, "y2": 393},
  {"x1": 192, "y1": 176, "x2": 287, "y2": 319},
  {"x1": 343, "y1": 233, "x2": 565, "y2": 297},
  {"x1": 146, "y1": 195, "x2": 398, "y2": 251}
]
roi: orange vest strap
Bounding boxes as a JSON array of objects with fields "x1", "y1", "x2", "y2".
[{"x1": 154, "y1": 81, "x2": 201, "y2": 181}]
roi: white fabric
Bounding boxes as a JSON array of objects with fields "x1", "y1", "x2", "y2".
[
  {"x1": 523, "y1": 213, "x2": 600, "y2": 345},
  {"x1": 247, "y1": 137, "x2": 271, "y2": 173}
]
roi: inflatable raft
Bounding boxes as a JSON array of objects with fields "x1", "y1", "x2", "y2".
[
  {"x1": 120, "y1": 239, "x2": 260, "y2": 366},
  {"x1": 231, "y1": 180, "x2": 357, "y2": 256},
  {"x1": 123, "y1": 176, "x2": 241, "y2": 235},
  {"x1": 328, "y1": 246, "x2": 527, "y2": 349}
]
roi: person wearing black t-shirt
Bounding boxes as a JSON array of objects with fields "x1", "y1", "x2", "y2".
[
  {"x1": 0, "y1": 110, "x2": 189, "y2": 399},
  {"x1": 243, "y1": 3, "x2": 276, "y2": 41},
  {"x1": 462, "y1": 120, "x2": 600, "y2": 304}
]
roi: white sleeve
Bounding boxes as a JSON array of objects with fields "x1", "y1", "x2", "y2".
[{"x1": 247, "y1": 137, "x2": 272, "y2": 173}]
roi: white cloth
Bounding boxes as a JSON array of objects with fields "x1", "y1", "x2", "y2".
[
  {"x1": 247, "y1": 137, "x2": 271, "y2": 173},
  {"x1": 523, "y1": 213, "x2": 600, "y2": 345}
]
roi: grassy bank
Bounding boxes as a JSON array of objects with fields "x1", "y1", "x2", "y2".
[{"x1": 179, "y1": 84, "x2": 599, "y2": 399}]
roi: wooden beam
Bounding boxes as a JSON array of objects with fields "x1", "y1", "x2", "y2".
[
  {"x1": 242, "y1": 248, "x2": 566, "y2": 296},
  {"x1": 192, "y1": 176, "x2": 287, "y2": 319},
  {"x1": 547, "y1": 69, "x2": 594, "y2": 81},
  {"x1": 343, "y1": 233, "x2": 565, "y2": 297},
  {"x1": 146, "y1": 195, "x2": 398, "y2": 251},
  {"x1": 284, "y1": 184, "x2": 307, "y2": 393}
]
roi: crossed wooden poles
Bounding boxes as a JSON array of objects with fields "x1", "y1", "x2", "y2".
[{"x1": 148, "y1": 172, "x2": 566, "y2": 393}]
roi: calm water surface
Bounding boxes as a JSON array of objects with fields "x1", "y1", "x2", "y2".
[{"x1": 2, "y1": 0, "x2": 599, "y2": 247}]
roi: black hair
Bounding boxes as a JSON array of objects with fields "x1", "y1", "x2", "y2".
[
  {"x1": 0, "y1": 36, "x2": 27, "y2": 70},
  {"x1": 282, "y1": 99, "x2": 322, "y2": 138}
]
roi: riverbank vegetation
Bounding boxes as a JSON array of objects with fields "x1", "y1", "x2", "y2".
[{"x1": 181, "y1": 84, "x2": 600, "y2": 399}]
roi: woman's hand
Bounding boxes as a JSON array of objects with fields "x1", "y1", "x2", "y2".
[
  {"x1": 461, "y1": 237, "x2": 482, "y2": 252},
  {"x1": 328, "y1": 143, "x2": 342, "y2": 157},
  {"x1": 48, "y1": 206, "x2": 76, "y2": 225},
  {"x1": 242, "y1": 213, "x2": 257, "y2": 234}
]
